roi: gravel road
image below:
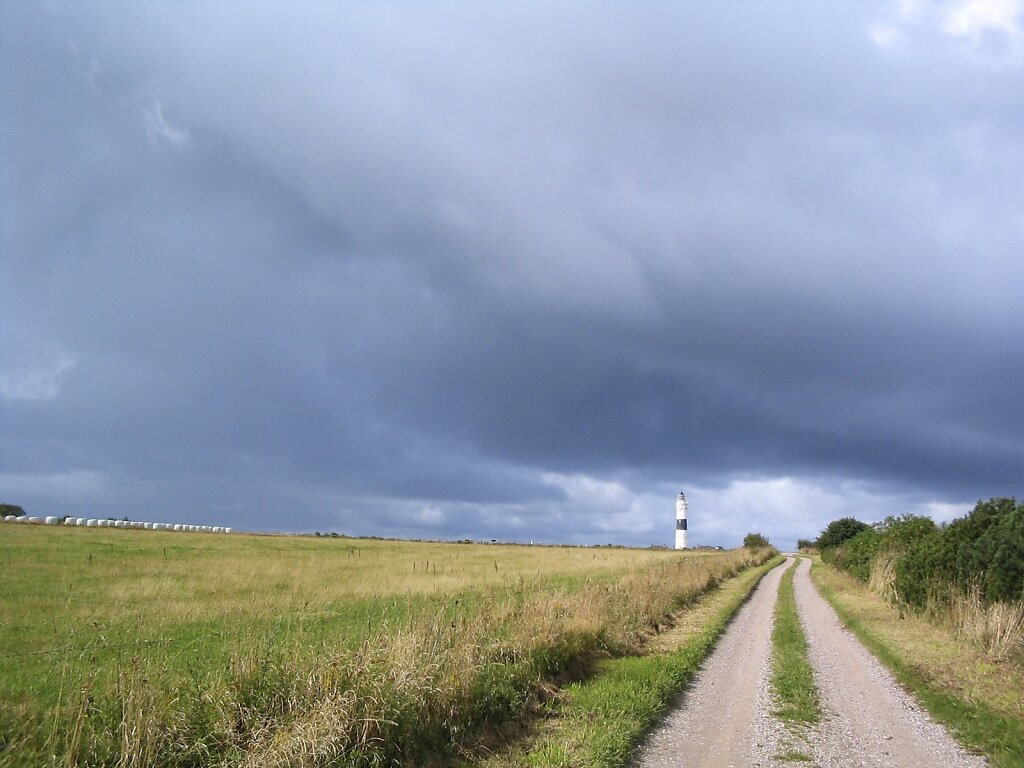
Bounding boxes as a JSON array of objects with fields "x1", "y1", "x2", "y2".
[
  {"x1": 634, "y1": 557, "x2": 793, "y2": 768},
  {"x1": 792, "y1": 556, "x2": 987, "y2": 767},
  {"x1": 633, "y1": 557, "x2": 987, "y2": 768}
]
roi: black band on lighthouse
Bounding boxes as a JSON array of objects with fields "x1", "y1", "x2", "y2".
[{"x1": 676, "y1": 519, "x2": 687, "y2": 530}]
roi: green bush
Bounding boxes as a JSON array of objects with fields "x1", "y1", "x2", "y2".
[
  {"x1": 831, "y1": 527, "x2": 882, "y2": 582},
  {"x1": 879, "y1": 514, "x2": 937, "y2": 549},
  {"x1": 974, "y1": 503, "x2": 1024, "y2": 603},
  {"x1": 743, "y1": 532, "x2": 771, "y2": 549},
  {"x1": 892, "y1": 528, "x2": 953, "y2": 608},
  {"x1": 816, "y1": 517, "x2": 869, "y2": 549},
  {"x1": 825, "y1": 499, "x2": 1024, "y2": 612}
]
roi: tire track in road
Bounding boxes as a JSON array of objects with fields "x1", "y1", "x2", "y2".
[
  {"x1": 792, "y1": 557, "x2": 987, "y2": 767},
  {"x1": 634, "y1": 557, "x2": 793, "y2": 768},
  {"x1": 633, "y1": 557, "x2": 988, "y2": 767}
]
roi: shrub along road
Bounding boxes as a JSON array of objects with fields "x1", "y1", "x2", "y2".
[{"x1": 635, "y1": 557, "x2": 987, "y2": 768}]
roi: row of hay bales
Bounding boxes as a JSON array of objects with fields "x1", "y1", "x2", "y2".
[{"x1": 1, "y1": 515, "x2": 232, "y2": 533}]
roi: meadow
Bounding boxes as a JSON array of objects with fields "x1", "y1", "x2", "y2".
[{"x1": 0, "y1": 525, "x2": 770, "y2": 767}]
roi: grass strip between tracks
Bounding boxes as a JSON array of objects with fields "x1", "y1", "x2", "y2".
[
  {"x1": 770, "y1": 558, "x2": 820, "y2": 726},
  {"x1": 810, "y1": 558, "x2": 1024, "y2": 768},
  {"x1": 481, "y1": 555, "x2": 786, "y2": 768}
]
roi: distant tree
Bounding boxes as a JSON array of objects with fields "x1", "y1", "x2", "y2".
[
  {"x1": 743, "y1": 532, "x2": 771, "y2": 548},
  {"x1": 796, "y1": 538, "x2": 816, "y2": 550},
  {"x1": 0, "y1": 503, "x2": 26, "y2": 518},
  {"x1": 816, "y1": 517, "x2": 869, "y2": 549}
]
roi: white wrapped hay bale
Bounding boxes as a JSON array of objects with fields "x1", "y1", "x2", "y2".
[
  {"x1": 45, "y1": 516, "x2": 59, "y2": 525},
  {"x1": 28, "y1": 517, "x2": 42, "y2": 524},
  {"x1": 64, "y1": 518, "x2": 76, "y2": 525},
  {"x1": 3, "y1": 516, "x2": 15, "y2": 522},
  {"x1": 77, "y1": 518, "x2": 88, "y2": 526},
  {"x1": 224, "y1": 527, "x2": 233, "y2": 534},
  {"x1": 173, "y1": 524, "x2": 183, "y2": 532},
  {"x1": 86, "y1": 519, "x2": 97, "y2": 527}
]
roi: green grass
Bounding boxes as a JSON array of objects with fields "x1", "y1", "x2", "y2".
[
  {"x1": 0, "y1": 527, "x2": 682, "y2": 709},
  {"x1": 0, "y1": 524, "x2": 774, "y2": 768},
  {"x1": 484, "y1": 555, "x2": 786, "y2": 768},
  {"x1": 770, "y1": 559, "x2": 820, "y2": 725},
  {"x1": 811, "y1": 558, "x2": 1024, "y2": 768}
]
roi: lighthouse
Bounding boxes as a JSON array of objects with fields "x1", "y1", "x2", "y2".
[{"x1": 675, "y1": 491, "x2": 688, "y2": 549}]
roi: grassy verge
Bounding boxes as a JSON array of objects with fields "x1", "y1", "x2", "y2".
[
  {"x1": 481, "y1": 555, "x2": 786, "y2": 768},
  {"x1": 770, "y1": 559, "x2": 819, "y2": 725},
  {"x1": 0, "y1": 526, "x2": 775, "y2": 767},
  {"x1": 811, "y1": 557, "x2": 1024, "y2": 768}
]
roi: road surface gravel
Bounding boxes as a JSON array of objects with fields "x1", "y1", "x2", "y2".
[
  {"x1": 792, "y1": 556, "x2": 986, "y2": 767},
  {"x1": 633, "y1": 557, "x2": 987, "y2": 767},
  {"x1": 634, "y1": 557, "x2": 793, "y2": 768}
]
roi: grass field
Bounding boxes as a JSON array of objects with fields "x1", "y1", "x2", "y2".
[{"x1": 0, "y1": 524, "x2": 770, "y2": 767}]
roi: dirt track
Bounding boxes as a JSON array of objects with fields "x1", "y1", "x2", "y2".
[
  {"x1": 635, "y1": 557, "x2": 793, "y2": 767},
  {"x1": 791, "y1": 557, "x2": 986, "y2": 767},
  {"x1": 633, "y1": 557, "x2": 987, "y2": 768}
]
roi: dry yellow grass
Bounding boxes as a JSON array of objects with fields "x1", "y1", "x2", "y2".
[
  {"x1": 947, "y1": 590, "x2": 1024, "y2": 663},
  {"x1": 866, "y1": 549, "x2": 1024, "y2": 662},
  {"x1": 3, "y1": 526, "x2": 691, "y2": 629}
]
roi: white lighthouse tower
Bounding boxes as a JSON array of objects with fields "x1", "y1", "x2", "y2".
[{"x1": 675, "y1": 491, "x2": 688, "y2": 550}]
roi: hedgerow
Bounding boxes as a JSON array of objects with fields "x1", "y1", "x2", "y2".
[{"x1": 820, "y1": 498, "x2": 1024, "y2": 611}]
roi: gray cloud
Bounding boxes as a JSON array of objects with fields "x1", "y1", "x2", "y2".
[{"x1": 3, "y1": 2, "x2": 1022, "y2": 549}]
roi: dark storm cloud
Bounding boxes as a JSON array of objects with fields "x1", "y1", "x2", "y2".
[{"x1": 3, "y1": 2, "x2": 1023, "y2": 548}]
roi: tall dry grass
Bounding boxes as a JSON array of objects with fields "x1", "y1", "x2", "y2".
[
  {"x1": 868, "y1": 553, "x2": 898, "y2": 603},
  {"x1": 869, "y1": 554, "x2": 1023, "y2": 661},
  {"x1": 947, "y1": 590, "x2": 1024, "y2": 662},
  {"x1": 24, "y1": 547, "x2": 771, "y2": 768}
]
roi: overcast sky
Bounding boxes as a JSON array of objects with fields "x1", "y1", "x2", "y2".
[{"x1": 3, "y1": 1, "x2": 1022, "y2": 550}]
